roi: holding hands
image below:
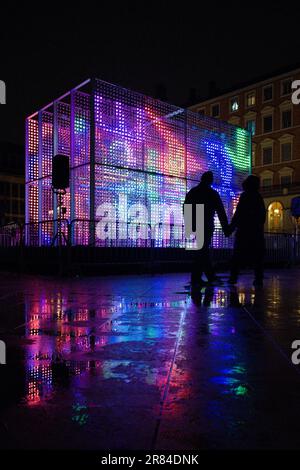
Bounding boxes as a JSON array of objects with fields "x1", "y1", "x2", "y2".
[{"x1": 224, "y1": 223, "x2": 235, "y2": 238}]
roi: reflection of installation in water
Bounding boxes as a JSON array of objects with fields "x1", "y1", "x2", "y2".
[{"x1": 26, "y1": 78, "x2": 251, "y2": 248}]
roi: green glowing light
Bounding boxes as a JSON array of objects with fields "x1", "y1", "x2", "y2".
[
  {"x1": 226, "y1": 128, "x2": 251, "y2": 172},
  {"x1": 234, "y1": 385, "x2": 248, "y2": 396}
]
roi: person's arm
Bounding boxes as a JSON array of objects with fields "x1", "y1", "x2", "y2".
[
  {"x1": 230, "y1": 193, "x2": 245, "y2": 231},
  {"x1": 183, "y1": 190, "x2": 192, "y2": 213},
  {"x1": 259, "y1": 196, "x2": 266, "y2": 225},
  {"x1": 183, "y1": 189, "x2": 196, "y2": 232},
  {"x1": 184, "y1": 191, "x2": 191, "y2": 206},
  {"x1": 215, "y1": 193, "x2": 229, "y2": 234}
]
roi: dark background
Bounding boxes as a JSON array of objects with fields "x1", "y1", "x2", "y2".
[{"x1": 1, "y1": 3, "x2": 300, "y2": 145}]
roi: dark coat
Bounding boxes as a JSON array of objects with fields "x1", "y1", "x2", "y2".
[
  {"x1": 230, "y1": 189, "x2": 266, "y2": 252},
  {"x1": 184, "y1": 182, "x2": 228, "y2": 238}
]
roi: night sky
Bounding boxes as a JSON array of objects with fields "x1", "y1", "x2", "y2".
[{"x1": 1, "y1": 3, "x2": 300, "y2": 145}]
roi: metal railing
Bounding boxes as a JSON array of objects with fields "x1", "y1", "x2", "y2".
[
  {"x1": 0, "y1": 220, "x2": 299, "y2": 266},
  {"x1": 260, "y1": 182, "x2": 300, "y2": 198},
  {"x1": 0, "y1": 222, "x2": 24, "y2": 247}
]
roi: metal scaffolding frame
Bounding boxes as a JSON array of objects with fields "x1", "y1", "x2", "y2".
[{"x1": 25, "y1": 78, "x2": 251, "y2": 247}]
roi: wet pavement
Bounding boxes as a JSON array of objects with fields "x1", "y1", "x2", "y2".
[{"x1": 0, "y1": 270, "x2": 300, "y2": 450}]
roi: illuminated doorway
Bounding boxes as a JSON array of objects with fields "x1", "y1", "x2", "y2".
[{"x1": 268, "y1": 201, "x2": 283, "y2": 231}]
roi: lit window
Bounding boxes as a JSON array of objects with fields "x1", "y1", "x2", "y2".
[
  {"x1": 282, "y1": 109, "x2": 292, "y2": 128},
  {"x1": 281, "y1": 142, "x2": 292, "y2": 161},
  {"x1": 263, "y1": 85, "x2": 273, "y2": 102},
  {"x1": 263, "y1": 115, "x2": 273, "y2": 133},
  {"x1": 281, "y1": 78, "x2": 293, "y2": 96},
  {"x1": 262, "y1": 147, "x2": 272, "y2": 165},
  {"x1": 211, "y1": 103, "x2": 220, "y2": 118},
  {"x1": 230, "y1": 97, "x2": 239, "y2": 113},
  {"x1": 246, "y1": 119, "x2": 256, "y2": 135},
  {"x1": 268, "y1": 201, "x2": 283, "y2": 231},
  {"x1": 246, "y1": 91, "x2": 255, "y2": 107}
]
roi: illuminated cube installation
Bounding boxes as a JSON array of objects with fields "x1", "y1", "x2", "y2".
[{"x1": 25, "y1": 78, "x2": 251, "y2": 247}]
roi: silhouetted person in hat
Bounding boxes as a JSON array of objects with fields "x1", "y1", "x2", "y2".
[
  {"x1": 184, "y1": 171, "x2": 229, "y2": 287},
  {"x1": 228, "y1": 175, "x2": 266, "y2": 287}
]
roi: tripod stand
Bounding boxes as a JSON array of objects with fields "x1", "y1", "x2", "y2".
[{"x1": 51, "y1": 188, "x2": 69, "y2": 246}]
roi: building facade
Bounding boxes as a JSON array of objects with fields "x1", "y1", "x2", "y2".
[
  {"x1": 0, "y1": 142, "x2": 25, "y2": 225},
  {"x1": 189, "y1": 67, "x2": 300, "y2": 233}
]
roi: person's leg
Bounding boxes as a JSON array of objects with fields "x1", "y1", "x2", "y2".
[
  {"x1": 202, "y1": 234, "x2": 215, "y2": 282},
  {"x1": 191, "y1": 259, "x2": 199, "y2": 284},
  {"x1": 191, "y1": 249, "x2": 204, "y2": 285},
  {"x1": 253, "y1": 250, "x2": 264, "y2": 285},
  {"x1": 203, "y1": 247, "x2": 215, "y2": 282},
  {"x1": 229, "y1": 235, "x2": 243, "y2": 283},
  {"x1": 191, "y1": 232, "x2": 212, "y2": 285},
  {"x1": 229, "y1": 248, "x2": 240, "y2": 283}
]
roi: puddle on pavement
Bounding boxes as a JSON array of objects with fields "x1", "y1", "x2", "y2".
[{"x1": 1, "y1": 283, "x2": 266, "y2": 410}]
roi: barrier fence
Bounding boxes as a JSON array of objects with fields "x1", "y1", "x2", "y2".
[{"x1": 0, "y1": 219, "x2": 299, "y2": 267}]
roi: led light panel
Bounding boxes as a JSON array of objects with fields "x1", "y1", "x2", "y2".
[{"x1": 25, "y1": 79, "x2": 251, "y2": 247}]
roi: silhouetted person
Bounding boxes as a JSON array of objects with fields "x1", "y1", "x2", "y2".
[
  {"x1": 191, "y1": 286, "x2": 214, "y2": 307},
  {"x1": 51, "y1": 353, "x2": 70, "y2": 386},
  {"x1": 228, "y1": 175, "x2": 266, "y2": 287},
  {"x1": 184, "y1": 171, "x2": 229, "y2": 287},
  {"x1": 89, "y1": 331, "x2": 96, "y2": 350}
]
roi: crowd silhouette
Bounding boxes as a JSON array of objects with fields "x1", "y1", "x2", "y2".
[{"x1": 184, "y1": 171, "x2": 266, "y2": 289}]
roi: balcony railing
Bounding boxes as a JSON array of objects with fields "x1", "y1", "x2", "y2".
[{"x1": 260, "y1": 182, "x2": 300, "y2": 198}]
